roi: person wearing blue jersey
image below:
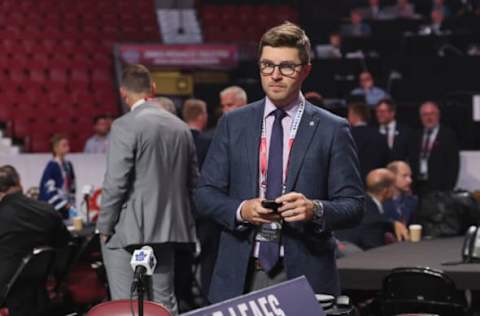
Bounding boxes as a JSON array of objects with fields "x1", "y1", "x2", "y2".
[{"x1": 39, "y1": 134, "x2": 76, "y2": 218}]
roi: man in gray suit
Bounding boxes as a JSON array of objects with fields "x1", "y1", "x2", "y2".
[{"x1": 97, "y1": 64, "x2": 198, "y2": 314}]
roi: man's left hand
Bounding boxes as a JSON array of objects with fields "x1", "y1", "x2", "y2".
[
  {"x1": 100, "y1": 234, "x2": 110, "y2": 244},
  {"x1": 276, "y1": 192, "x2": 315, "y2": 222},
  {"x1": 393, "y1": 221, "x2": 410, "y2": 241}
]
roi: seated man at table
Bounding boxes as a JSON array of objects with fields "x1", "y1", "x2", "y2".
[
  {"x1": 384, "y1": 161, "x2": 417, "y2": 226},
  {"x1": 0, "y1": 165, "x2": 71, "y2": 316},
  {"x1": 336, "y1": 168, "x2": 409, "y2": 251}
]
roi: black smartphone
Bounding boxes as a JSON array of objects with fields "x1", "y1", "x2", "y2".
[{"x1": 261, "y1": 200, "x2": 282, "y2": 212}]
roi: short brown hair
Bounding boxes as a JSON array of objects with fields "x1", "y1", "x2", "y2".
[
  {"x1": 258, "y1": 22, "x2": 311, "y2": 65},
  {"x1": 121, "y1": 64, "x2": 152, "y2": 94},
  {"x1": 420, "y1": 100, "x2": 440, "y2": 112},
  {"x1": 50, "y1": 133, "x2": 68, "y2": 156},
  {"x1": 0, "y1": 165, "x2": 20, "y2": 188},
  {"x1": 387, "y1": 160, "x2": 411, "y2": 175},
  {"x1": 182, "y1": 99, "x2": 207, "y2": 123},
  {"x1": 0, "y1": 166, "x2": 18, "y2": 193},
  {"x1": 376, "y1": 98, "x2": 397, "y2": 112},
  {"x1": 348, "y1": 102, "x2": 370, "y2": 122}
]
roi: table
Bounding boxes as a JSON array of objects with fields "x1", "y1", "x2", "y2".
[
  {"x1": 337, "y1": 237, "x2": 480, "y2": 290},
  {"x1": 66, "y1": 223, "x2": 97, "y2": 239}
]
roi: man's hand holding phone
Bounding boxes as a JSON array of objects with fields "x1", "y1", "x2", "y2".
[
  {"x1": 240, "y1": 198, "x2": 281, "y2": 225},
  {"x1": 261, "y1": 199, "x2": 282, "y2": 213}
]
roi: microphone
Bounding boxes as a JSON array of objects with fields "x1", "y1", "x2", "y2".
[
  {"x1": 82, "y1": 184, "x2": 94, "y2": 199},
  {"x1": 81, "y1": 185, "x2": 94, "y2": 224},
  {"x1": 130, "y1": 246, "x2": 157, "y2": 290}
]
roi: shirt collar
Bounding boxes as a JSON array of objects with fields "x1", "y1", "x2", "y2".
[
  {"x1": 369, "y1": 194, "x2": 384, "y2": 214},
  {"x1": 353, "y1": 122, "x2": 367, "y2": 127},
  {"x1": 381, "y1": 120, "x2": 396, "y2": 130},
  {"x1": 424, "y1": 125, "x2": 439, "y2": 135},
  {"x1": 131, "y1": 99, "x2": 145, "y2": 111},
  {"x1": 264, "y1": 93, "x2": 304, "y2": 119}
]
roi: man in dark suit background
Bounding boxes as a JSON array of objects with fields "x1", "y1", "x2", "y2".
[
  {"x1": 375, "y1": 99, "x2": 413, "y2": 162},
  {"x1": 181, "y1": 98, "x2": 218, "y2": 301},
  {"x1": 348, "y1": 102, "x2": 390, "y2": 182},
  {"x1": 336, "y1": 168, "x2": 409, "y2": 251},
  {"x1": 411, "y1": 101, "x2": 460, "y2": 194},
  {"x1": 194, "y1": 22, "x2": 364, "y2": 303},
  {"x1": 0, "y1": 165, "x2": 71, "y2": 316},
  {"x1": 182, "y1": 98, "x2": 212, "y2": 169}
]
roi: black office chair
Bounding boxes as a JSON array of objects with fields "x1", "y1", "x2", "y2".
[
  {"x1": 379, "y1": 267, "x2": 467, "y2": 316},
  {"x1": 0, "y1": 246, "x2": 56, "y2": 314}
]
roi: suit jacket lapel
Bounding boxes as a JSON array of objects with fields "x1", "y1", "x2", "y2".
[
  {"x1": 285, "y1": 102, "x2": 320, "y2": 191},
  {"x1": 244, "y1": 100, "x2": 264, "y2": 196},
  {"x1": 431, "y1": 126, "x2": 442, "y2": 153}
]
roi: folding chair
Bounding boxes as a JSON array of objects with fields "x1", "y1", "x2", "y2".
[
  {"x1": 380, "y1": 267, "x2": 467, "y2": 316},
  {"x1": 0, "y1": 247, "x2": 56, "y2": 314}
]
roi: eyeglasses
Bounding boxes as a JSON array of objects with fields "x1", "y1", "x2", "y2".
[{"x1": 259, "y1": 61, "x2": 304, "y2": 76}]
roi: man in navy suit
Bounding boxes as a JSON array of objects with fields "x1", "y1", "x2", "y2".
[
  {"x1": 194, "y1": 22, "x2": 364, "y2": 303},
  {"x1": 375, "y1": 99, "x2": 413, "y2": 162},
  {"x1": 335, "y1": 169, "x2": 409, "y2": 250},
  {"x1": 348, "y1": 102, "x2": 390, "y2": 182}
]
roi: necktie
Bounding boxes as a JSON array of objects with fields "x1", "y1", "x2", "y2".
[
  {"x1": 421, "y1": 129, "x2": 433, "y2": 158},
  {"x1": 258, "y1": 109, "x2": 286, "y2": 272}
]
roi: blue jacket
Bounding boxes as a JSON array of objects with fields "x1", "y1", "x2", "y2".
[
  {"x1": 39, "y1": 159, "x2": 76, "y2": 212},
  {"x1": 194, "y1": 100, "x2": 364, "y2": 303},
  {"x1": 383, "y1": 194, "x2": 417, "y2": 225}
]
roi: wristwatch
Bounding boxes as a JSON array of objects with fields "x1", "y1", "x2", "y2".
[{"x1": 311, "y1": 199, "x2": 324, "y2": 222}]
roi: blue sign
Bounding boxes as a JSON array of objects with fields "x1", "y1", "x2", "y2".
[{"x1": 181, "y1": 276, "x2": 324, "y2": 316}]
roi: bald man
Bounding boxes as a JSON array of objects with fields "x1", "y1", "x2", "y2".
[
  {"x1": 384, "y1": 161, "x2": 417, "y2": 225},
  {"x1": 336, "y1": 168, "x2": 409, "y2": 250}
]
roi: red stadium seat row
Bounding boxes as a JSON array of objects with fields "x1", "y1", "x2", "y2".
[
  {"x1": 201, "y1": 4, "x2": 298, "y2": 43},
  {"x1": 0, "y1": 26, "x2": 159, "y2": 42},
  {"x1": 27, "y1": 131, "x2": 95, "y2": 153},
  {"x1": 0, "y1": 0, "x2": 160, "y2": 152},
  {"x1": 0, "y1": 68, "x2": 114, "y2": 86},
  {"x1": 0, "y1": 0, "x2": 154, "y2": 13},
  {"x1": 8, "y1": 112, "x2": 116, "y2": 152}
]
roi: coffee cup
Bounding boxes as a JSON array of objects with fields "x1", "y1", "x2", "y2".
[
  {"x1": 73, "y1": 216, "x2": 83, "y2": 231},
  {"x1": 409, "y1": 224, "x2": 422, "y2": 242}
]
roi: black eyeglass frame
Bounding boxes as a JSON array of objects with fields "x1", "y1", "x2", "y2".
[{"x1": 258, "y1": 60, "x2": 306, "y2": 76}]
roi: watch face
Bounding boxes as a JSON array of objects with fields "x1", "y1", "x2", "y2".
[{"x1": 313, "y1": 200, "x2": 323, "y2": 217}]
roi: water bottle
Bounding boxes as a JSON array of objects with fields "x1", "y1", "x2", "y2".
[{"x1": 68, "y1": 206, "x2": 79, "y2": 219}]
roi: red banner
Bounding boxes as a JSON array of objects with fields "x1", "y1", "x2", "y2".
[{"x1": 117, "y1": 44, "x2": 238, "y2": 69}]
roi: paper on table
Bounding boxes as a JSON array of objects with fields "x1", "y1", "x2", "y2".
[{"x1": 473, "y1": 95, "x2": 480, "y2": 122}]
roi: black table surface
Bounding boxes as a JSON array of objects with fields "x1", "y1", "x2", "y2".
[
  {"x1": 66, "y1": 223, "x2": 97, "y2": 239},
  {"x1": 337, "y1": 237, "x2": 480, "y2": 290}
]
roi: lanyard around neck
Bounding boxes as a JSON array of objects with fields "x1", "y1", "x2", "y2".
[{"x1": 259, "y1": 101, "x2": 305, "y2": 197}]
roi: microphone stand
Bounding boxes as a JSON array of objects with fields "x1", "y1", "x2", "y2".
[
  {"x1": 83, "y1": 194, "x2": 90, "y2": 225},
  {"x1": 137, "y1": 274, "x2": 146, "y2": 316}
]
